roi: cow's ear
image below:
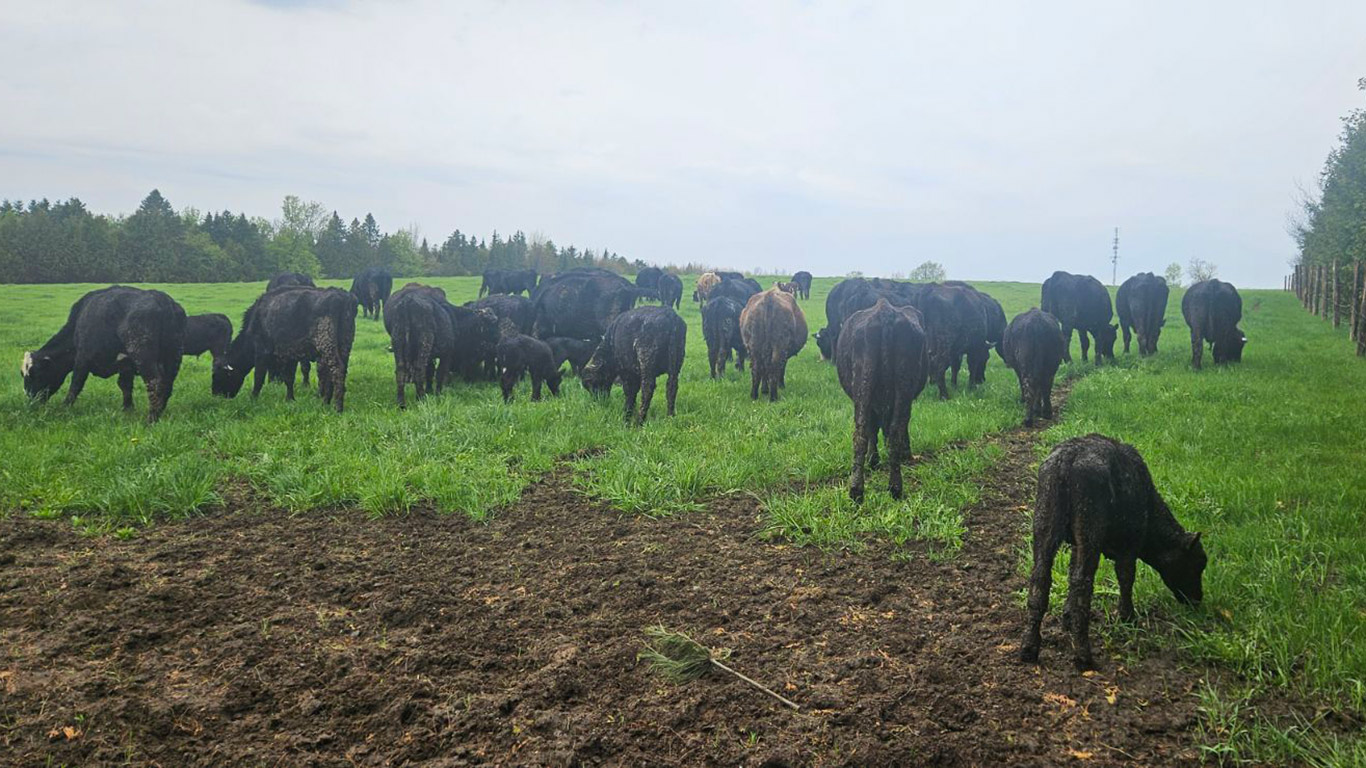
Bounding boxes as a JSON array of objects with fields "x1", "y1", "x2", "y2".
[{"x1": 1187, "y1": 531, "x2": 1203, "y2": 550}]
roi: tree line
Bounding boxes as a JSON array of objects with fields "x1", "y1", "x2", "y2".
[{"x1": 0, "y1": 190, "x2": 640, "y2": 284}]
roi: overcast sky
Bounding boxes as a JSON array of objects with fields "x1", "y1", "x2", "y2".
[{"x1": 3, "y1": 1, "x2": 1364, "y2": 286}]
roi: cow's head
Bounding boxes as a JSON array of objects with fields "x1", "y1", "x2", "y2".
[
  {"x1": 1216, "y1": 328, "x2": 1247, "y2": 364},
  {"x1": 1095, "y1": 323, "x2": 1118, "y2": 360},
  {"x1": 21, "y1": 350, "x2": 70, "y2": 402},
  {"x1": 212, "y1": 336, "x2": 253, "y2": 397},
  {"x1": 813, "y1": 328, "x2": 833, "y2": 361},
  {"x1": 580, "y1": 343, "x2": 615, "y2": 396},
  {"x1": 1156, "y1": 531, "x2": 1207, "y2": 606}
]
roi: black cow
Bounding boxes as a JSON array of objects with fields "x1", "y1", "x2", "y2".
[
  {"x1": 1001, "y1": 309, "x2": 1065, "y2": 427},
  {"x1": 716, "y1": 271, "x2": 745, "y2": 282},
  {"x1": 214, "y1": 287, "x2": 358, "y2": 412},
  {"x1": 702, "y1": 296, "x2": 746, "y2": 378},
  {"x1": 1117, "y1": 273, "x2": 1169, "y2": 356},
  {"x1": 791, "y1": 270, "x2": 813, "y2": 300},
  {"x1": 1182, "y1": 279, "x2": 1246, "y2": 369},
  {"x1": 385, "y1": 285, "x2": 455, "y2": 407},
  {"x1": 709, "y1": 277, "x2": 762, "y2": 306},
  {"x1": 1040, "y1": 271, "x2": 1116, "y2": 365},
  {"x1": 479, "y1": 268, "x2": 538, "y2": 297},
  {"x1": 22, "y1": 286, "x2": 186, "y2": 423},
  {"x1": 1022, "y1": 434, "x2": 1207, "y2": 669},
  {"x1": 466, "y1": 294, "x2": 533, "y2": 336},
  {"x1": 496, "y1": 334, "x2": 563, "y2": 402},
  {"x1": 581, "y1": 306, "x2": 686, "y2": 426},
  {"x1": 446, "y1": 304, "x2": 501, "y2": 382},
  {"x1": 351, "y1": 267, "x2": 393, "y2": 320},
  {"x1": 545, "y1": 337, "x2": 596, "y2": 376},
  {"x1": 836, "y1": 298, "x2": 929, "y2": 502},
  {"x1": 183, "y1": 313, "x2": 233, "y2": 364},
  {"x1": 656, "y1": 273, "x2": 683, "y2": 309},
  {"x1": 946, "y1": 282, "x2": 1006, "y2": 387},
  {"x1": 267, "y1": 272, "x2": 315, "y2": 292},
  {"x1": 530, "y1": 268, "x2": 643, "y2": 340},
  {"x1": 635, "y1": 267, "x2": 664, "y2": 291}
]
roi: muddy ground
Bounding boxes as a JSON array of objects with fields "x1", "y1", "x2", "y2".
[{"x1": 0, "y1": 412, "x2": 1209, "y2": 767}]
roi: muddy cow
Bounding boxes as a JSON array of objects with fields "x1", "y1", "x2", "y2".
[
  {"x1": 656, "y1": 273, "x2": 684, "y2": 309},
  {"x1": 1001, "y1": 309, "x2": 1065, "y2": 427},
  {"x1": 267, "y1": 272, "x2": 315, "y2": 292},
  {"x1": 791, "y1": 270, "x2": 813, "y2": 300},
  {"x1": 836, "y1": 298, "x2": 929, "y2": 502},
  {"x1": 1116, "y1": 273, "x2": 1169, "y2": 356},
  {"x1": 545, "y1": 337, "x2": 596, "y2": 376},
  {"x1": 702, "y1": 296, "x2": 747, "y2": 378},
  {"x1": 530, "y1": 268, "x2": 642, "y2": 340},
  {"x1": 496, "y1": 334, "x2": 563, "y2": 402},
  {"x1": 351, "y1": 266, "x2": 393, "y2": 320},
  {"x1": 479, "y1": 268, "x2": 538, "y2": 297},
  {"x1": 740, "y1": 288, "x2": 807, "y2": 402},
  {"x1": 1181, "y1": 279, "x2": 1245, "y2": 369},
  {"x1": 446, "y1": 304, "x2": 501, "y2": 382},
  {"x1": 22, "y1": 286, "x2": 186, "y2": 423},
  {"x1": 945, "y1": 282, "x2": 1006, "y2": 387},
  {"x1": 1021, "y1": 434, "x2": 1207, "y2": 670},
  {"x1": 183, "y1": 313, "x2": 233, "y2": 365},
  {"x1": 1040, "y1": 271, "x2": 1116, "y2": 365},
  {"x1": 635, "y1": 267, "x2": 663, "y2": 292},
  {"x1": 385, "y1": 285, "x2": 455, "y2": 407},
  {"x1": 693, "y1": 271, "x2": 721, "y2": 303},
  {"x1": 465, "y1": 294, "x2": 532, "y2": 336},
  {"x1": 214, "y1": 287, "x2": 358, "y2": 412},
  {"x1": 581, "y1": 306, "x2": 686, "y2": 426}
]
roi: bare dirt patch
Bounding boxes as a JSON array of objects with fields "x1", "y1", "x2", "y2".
[{"x1": 0, "y1": 401, "x2": 1206, "y2": 766}]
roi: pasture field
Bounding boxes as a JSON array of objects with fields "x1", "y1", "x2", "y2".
[{"x1": 1, "y1": 276, "x2": 1364, "y2": 764}]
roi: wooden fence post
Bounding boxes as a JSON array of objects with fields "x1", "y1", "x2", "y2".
[
  {"x1": 1358, "y1": 269, "x2": 1366, "y2": 356},
  {"x1": 1322, "y1": 265, "x2": 1330, "y2": 318},
  {"x1": 1333, "y1": 261, "x2": 1341, "y2": 327},
  {"x1": 1352, "y1": 263, "x2": 1361, "y2": 342}
]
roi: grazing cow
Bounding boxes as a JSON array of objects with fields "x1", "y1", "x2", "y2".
[
  {"x1": 496, "y1": 334, "x2": 563, "y2": 402},
  {"x1": 530, "y1": 268, "x2": 643, "y2": 340},
  {"x1": 267, "y1": 272, "x2": 315, "y2": 292},
  {"x1": 791, "y1": 270, "x2": 813, "y2": 300},
  {"x1": 1181, "y1": 279, "x2": 1246, "y2": 369},
  {"x1": 446, "y1": 304, "x2": 501, "y2": 382},
  {"x1": 385, "y1": 285, "x2": 454, "y2": 407},
  {"x1": 716, "y1": 271, "x2": 745, "y2": 282},
  {"x1": 479, "y1": 268, "x2": 539, "y2": 297},
  {"x1": 945, "y1": 282, "x2": 1006, "y2": 387},
  {"x1": 545, "y1": 336, "x2": 596, "y2": 376},
  {"x1": 1001, "y1": 309, "x2": 1065, "y2": 427},
  {"x1": 1117, "y1": 273, "x2": 1169, "y2": 356},
  {"x1": 815, "y1": 277, "x2": 874, "y2": 360},
  {"x1": 906, "y1": 283, "x2": 984, "y2": 400},
  {"x1": 350, "y1": 267, "x2": 393, "y2": 320},
  {"x1": 183, "y1": 313, "x2": 233, "y2": 364},
  {"x1": 581, "y1": 306, "x2": 686, "y2": 426},
  {"x1": 1021, "y1": 434, "x2": 1207, "y2": 670},
  {"x1": 1040, "y1": 271, "x2": 1116, "y2": 365},
  {"x1": 465, "y1": 294, "x2": 533, "y2": 336},
  {"x1": 702, "y1": 296, "x2": 747, "y2": 378},
  {"x1": 656, "y1": 273, "x2": 684, "y2": 309},
  {"x1": 836, "y1": 298, "x2": 929, "y2": 502},
  {"x1": 22, "y1": 286, "x2": 186, "y2": 423},
  {"x1": 710, "y1": 277, "x2": 762, "y2": 306},
  {"x1": 214, "y1": 287, "x2": 358, "y2": 412},
  {"x1": 775, "y1": 281, "x2": 799, "y2": 295},
  {"x1": 740, "y1": 288, "x2": 807, "y2": 402},
  {"x1": 635, "y1": 267, "x2": 664, "y2": 292},
  {"x1": 693, "y1": 271, "x2": 721, "y2": 303}
]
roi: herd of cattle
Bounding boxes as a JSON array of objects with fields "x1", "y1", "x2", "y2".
[{"x1": 19, "y1": 265, "x2": 1246, "y2": 487}]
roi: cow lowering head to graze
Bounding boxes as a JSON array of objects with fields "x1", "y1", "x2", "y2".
[
  {"x1": 944, "y1": 283, "x2": 1005, "y2": 388},
  {"x1": 791, "y1": 271, "x2": 813, "y2": 300},
  {"x1": 1181, "y1": 279, "x2": 1246, "y2": 370},
  {"x1": 496, "y1": 334, "x2": 563, "y2": 402},
  {"x1": 701, "y1": 296, "x2": 747, "y2": 379},
  {"x1": 656, "y1": 273, "x2": 684, "y2": 310},
  {"x1": 22, "y1": 285, "x2": 187, "y2": 423},
  {"x1": 1040, "y1": 271, "x2": 1116, "y2": 365},
  {"x1": 479, "y1": 268, "x2": 539, "y2": 297},
  {"x1": 693, "y1": 272, "x2": 721, "y2": 303},
  {"x1": 350, "y1": 267, "x2": 393, "y2": 320},
  {"x1": 581, "y1": 306, "x2": 686, "y2": 426},
  {"x1": 266, "y1": 272, "x2": 315, "y2": 292},
  {"x1": 530, "y1": 268, "x2": 643, "y2": 340},
  {"x1": 1021, "y1": 434, "x2": 1206, "y2": 670},
  {"x1": 465, "y1": 294, "x2": 532, "y2": 336},
  {"x1": 545, "y1": 337, "x2": 596, "y2": 376},
  {"x1": 1001, "y1": 308, "x2": 1065, "y2": 427},
  {"x1": 716, "y1": 271, "x2": 745, "y2": 282},
  {"x1": 1116, "y1": 272, "x2": 1169, "y2": 356},
  {"x1": 444, "y1": 304, "x2": 501, "y2": 382},
  {"x1": 709, "y1": 276, "x2": 762, "y2": 307},
  {"x1": 183, "y1": 313, "x2": 233, "y2": 365},
  {"x1": 385, "y1": 284, "x2": 455, "y2": 407},
  {"x1": 214, "y1": 287, "x2": 358, "y2": 412},
  {"x1": 836, "y1": 298, "x2": 929, "y2": 502},
  {"x1": 775, "y1": 281, "x2": 798, "y2": 295},
  {"x1": 740, "y1": 287, "x2": 807, "y2": 402},
  {"x1": 635, "y1": 267, "x2": 664, "y2": 291}
]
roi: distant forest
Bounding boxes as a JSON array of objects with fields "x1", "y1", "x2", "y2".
[
  {"x1": 0, "y1": 190, "x2": 641, "y2": 284},
  {"x1": 1291, "y1": 79, "x2": 1366, "y2": 272}
]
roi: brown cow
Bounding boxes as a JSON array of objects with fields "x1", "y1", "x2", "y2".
[
  {"x1": 739, "y1": 287, "x2": 807, "y2": 402},
  {"x1": 693, "y1": 271, "x2": 721, "y2": 303}
]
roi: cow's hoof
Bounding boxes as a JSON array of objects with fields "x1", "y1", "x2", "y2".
[{"x1": 1019, "y1": 646, "x2": 1040, "y2": 664}]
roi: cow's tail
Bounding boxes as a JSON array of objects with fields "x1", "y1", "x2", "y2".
[{"x1": 877, "y1": 303, "x2": 897, "y2": 383}]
